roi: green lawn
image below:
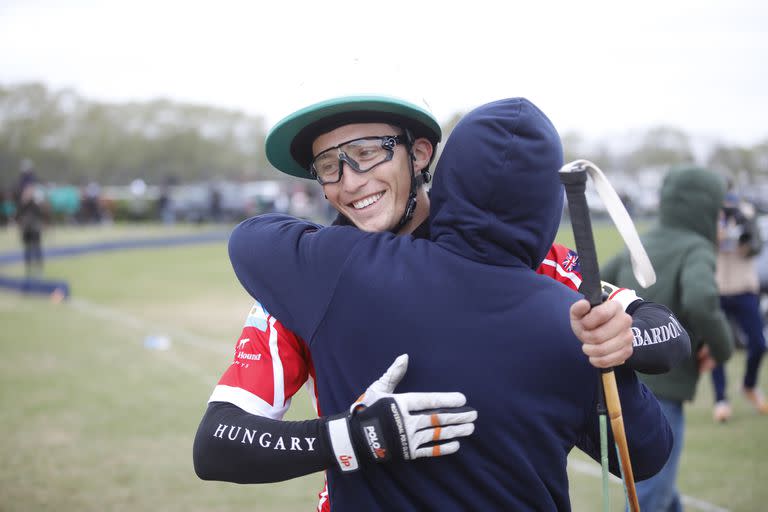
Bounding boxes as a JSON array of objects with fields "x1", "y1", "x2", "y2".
[{"x1": 1, "y1": 222, "x2": 766, "y2": 511}]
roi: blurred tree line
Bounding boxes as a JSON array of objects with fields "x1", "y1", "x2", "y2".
[
  {"x1": 439, "y1": 112, "x2": 767, "y2": 184},
  {"x1": 561, "y1": 128, "x2": 768, "y2": 183},
  {"x1": 1, "y1": 82, "x2": 767, "y2": 188},
  {"x1": 0, "y1": 82, "x2": 271, "y2": 187}
]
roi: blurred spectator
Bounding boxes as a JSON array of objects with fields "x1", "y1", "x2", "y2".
[
  {"x1": 15, "y1": 182, "x2": 47, "y2": 278},
  {"x1": 601, "y1": 166, "x2": 733, "y2": 512},
  {"x1": 288, "y1": 183, "x2": 313, "y2": 219},
  {"x1": 272, "y1": 191, "x2": 290, "y2": 214},
  {"x1": 14, "y1": 158, "x2": 38, "y2": 204},
  {"x1": 209, "y1": 183, "x2": 222, "y2": 222},
  {"x1": 711, "y1": 184, "x2": 767, "y2": 421},
  {"x1": 158, "y1": 183, "x2": 175, "y2": 225},
  {"x1": 78, "y1": 181, "x2": 103, "y2": 224}
]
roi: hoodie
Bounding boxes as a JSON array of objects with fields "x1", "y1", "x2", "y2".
[
  {"x1": 602, "y1": 166, "x2": 733, "y2": 402},
  {"x1": 228, "y1": 97, "x2": 671, "y2": 511}
]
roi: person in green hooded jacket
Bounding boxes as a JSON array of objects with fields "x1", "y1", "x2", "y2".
[{"x1": 601, "y1": 166, "x2": 733, "y2": 512}]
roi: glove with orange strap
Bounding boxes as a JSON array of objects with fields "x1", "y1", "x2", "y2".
[{"x1": 325, "y1": 354, "x2": 478, "y2": 472}]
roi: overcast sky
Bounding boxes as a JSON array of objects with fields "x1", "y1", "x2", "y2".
[{"x1": 1, "y1": 0, "x2": 767, "y2": 146}]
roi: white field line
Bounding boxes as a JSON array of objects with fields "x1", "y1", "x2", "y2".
[
  {"x1": 568, "y1": 459, "x2": 731, "y2": 512},
  {"x1": 67, "y1": 297, "x2": 230, "y2": 384}
]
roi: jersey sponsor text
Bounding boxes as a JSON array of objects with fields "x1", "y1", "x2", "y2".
[
  {"x1": 631, "y1": 316, "x2": 684, "y2": 346},
  {"x1": 237, "y1": 351, "x2": 262, "y2": 361}
]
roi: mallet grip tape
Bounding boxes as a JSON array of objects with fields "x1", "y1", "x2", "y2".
[{"x1": 560, "y1": 170, "x2": 602, "y2": 307}]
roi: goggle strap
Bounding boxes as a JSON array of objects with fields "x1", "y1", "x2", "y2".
[{"x1": 390, "y1": 137, "x2": 420, "y2": 234}]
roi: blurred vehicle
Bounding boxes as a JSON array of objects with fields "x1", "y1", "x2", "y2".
[
  {"x1": 169, "y1": 180, "x2": 285, "y2": 223},
  {"x1": 169, "y1": 183, "x2": 214, "y2": 223},
  {"x1": 239, "y1": 180, "x2": 285, "y2": 216},
  {"x1": 102, "y1": 182, "x2": 160, "y2": 221}
]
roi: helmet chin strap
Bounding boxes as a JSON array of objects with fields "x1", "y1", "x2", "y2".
[{"x1": 389, "y1": 129, "x2": 431, "y2": 235}]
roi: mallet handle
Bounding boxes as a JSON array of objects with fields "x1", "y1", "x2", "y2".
[
  {"x1": 560, "y1": 168, "x2": 640, "y2": 512},
  {"x1": 560, "y1": 171, "x2": 602, "y2": 306}
]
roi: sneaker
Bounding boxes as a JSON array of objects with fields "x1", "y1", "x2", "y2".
[
  {"x1": 743, "y1": 388, "x2": 768, "y2": 414},
  {"x1": 713, "y1": 401, "x2": 732, "y2": 423}
]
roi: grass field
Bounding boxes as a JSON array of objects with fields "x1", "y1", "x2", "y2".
[{"x1": 1, "y1": 222, "x2": 766, "y2": 511}]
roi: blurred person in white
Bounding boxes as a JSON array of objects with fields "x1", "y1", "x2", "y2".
[{"x1": 712, "y1": 182, "x2": 767, "y2": 421}]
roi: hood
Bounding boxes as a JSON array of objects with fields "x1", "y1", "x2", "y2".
[
  {"x1": 659, "y1": 166, "x2": 725, "y2": 243},
  {"x1": 429, "y1": 98, "x2": 564, "y2": 268}
]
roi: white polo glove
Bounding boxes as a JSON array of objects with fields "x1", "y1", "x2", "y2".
[{"x1": 324, "y1": 354, "x2": 477, "y2": 473}]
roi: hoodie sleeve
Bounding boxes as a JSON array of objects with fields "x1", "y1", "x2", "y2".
[
  {"x1": 227, "y1": 213, "x2": 363, "y2": 341},
  {"x1": 679, "y1": 245, "x2": 733, "y2": 363},
  {"x1": 542, "y1": 246, "x2": 691, "y2": 374},
  {"x1": 614, "y1": 365, "x2": 673, "y2": 480},
  {"x1": 577, "y1": 366, "x2": 673, "y2": 481}
]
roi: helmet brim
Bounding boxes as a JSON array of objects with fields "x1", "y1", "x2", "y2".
[{"x1": 265, "y1": 95, "x2": 442, "y2": 180}]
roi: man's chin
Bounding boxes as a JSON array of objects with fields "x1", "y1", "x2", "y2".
[
  {"x1": 347, "y1": 215, "x2": 393, "y2": 233},
  {"x1": 353, "y1": 222, "x2": 384, "y2": 233}
]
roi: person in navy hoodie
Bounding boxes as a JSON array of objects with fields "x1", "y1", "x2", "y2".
[{"x1": 224, "y1": 97, "x2": 673, "y2": 510}]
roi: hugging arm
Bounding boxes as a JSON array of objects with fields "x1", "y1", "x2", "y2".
[
  {"x1": 227, "y1": 214, "x2": 361, "y2": 338},
  {"x1": 193, "y1": 355, "x2": 477, "y2": 483},
  {"x1": 194, "y1": 403, "x2": 331, "y2": 483}
]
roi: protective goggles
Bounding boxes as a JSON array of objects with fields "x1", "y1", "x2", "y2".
[{"x1": 309, "y1": 135, "x2": 404, "y2": 185}]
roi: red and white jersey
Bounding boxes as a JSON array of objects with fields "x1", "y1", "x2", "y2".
[
  {"x1": 536, "y1": 243, "x2": 583, "y2": 291},
  {"x1": 208, "y1": 301, "x2": 319, "y2": 419}
]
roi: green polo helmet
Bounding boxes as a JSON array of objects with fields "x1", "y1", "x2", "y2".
[{"x1": 265, "y1": 95, "x2": 442, "y2": 179}]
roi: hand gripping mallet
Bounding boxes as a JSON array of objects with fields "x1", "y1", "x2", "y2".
[{"x1": 559, "y1": 159, "x2": 656, "y2": 512}]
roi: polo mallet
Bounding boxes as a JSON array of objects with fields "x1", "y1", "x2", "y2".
[{"x1": 559, "y1": 159, "x2": 656, "y2": 512}]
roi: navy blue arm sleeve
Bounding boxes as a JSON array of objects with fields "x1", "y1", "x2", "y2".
[
  {"x1": 576, "y1": 366, "x2": 673, "y2": 481},
  {"x1": 625, "y1": 300, "x2": 692, "y2": 374},
  {"x1": 227, "y1": 214, "x2": 365, "y2": 340},
  {"x1": 193, "y1": 402, "x2": 333, "y2": 483}
]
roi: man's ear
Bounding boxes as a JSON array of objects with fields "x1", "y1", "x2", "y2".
[{"x1": 411, "y1": 138, "x2": 434, "y2": 172}]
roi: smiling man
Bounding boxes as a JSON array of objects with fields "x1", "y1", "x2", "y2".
[
  {"x1": 267, "y1": 96, "x2": 440, "y2": 238},
  {"x1": 310, "y1": 122, "x2": 433, "y2": 233}
]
